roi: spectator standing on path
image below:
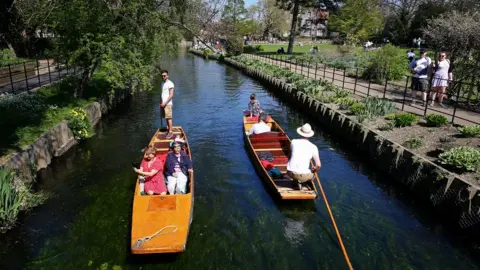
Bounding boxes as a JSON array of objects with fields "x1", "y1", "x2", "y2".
[
  {"x1": 160, "y1": 70, "x2": 175, "y2": 139},
  {"x1": 407, "y1": 49, "x2": 415, "y2": 63},
  {"x1": 430, "y1": 52, "x2": 453, "y2": 108},
  {"x1": 409, "y1": 48, "x2": 432, "y2": 107}
]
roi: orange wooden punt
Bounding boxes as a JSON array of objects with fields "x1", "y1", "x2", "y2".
[
  {"x1": 243, "y1": 116, "x2": 319, "y2": 200},
  {"x1": 131, "y1": 126, "x2": 194, "y2": 254}
]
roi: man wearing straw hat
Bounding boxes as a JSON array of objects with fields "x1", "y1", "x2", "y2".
[{"x1": 287, "y1": 123, "x2": 321, "y2": 190}]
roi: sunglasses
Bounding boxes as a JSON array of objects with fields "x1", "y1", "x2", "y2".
[
  {"x1": 162, "y1": 74, "x2": 168, "y2": 77},
  {"x1": 440, "y1": 55, "x2": 446, "y2": 57}
]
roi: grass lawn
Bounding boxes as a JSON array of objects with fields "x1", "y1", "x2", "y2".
[{"x1": 256, "y1": 43, "x2": 421, "y2": 57}]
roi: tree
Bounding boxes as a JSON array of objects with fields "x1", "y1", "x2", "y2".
[
  {"x1": 15, "y1": 0, "x2": 182, "y2": 97},
  {"x1": 276, "y1": 0, "x2": 316, "y2": 54},
  {"x1": 329, "y1": 0, "x2": 384, "y2": 44}
]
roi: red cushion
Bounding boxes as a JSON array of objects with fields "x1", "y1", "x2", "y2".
[{"x1": 261, "y1": 160, "x2": 275, "y2": 170}]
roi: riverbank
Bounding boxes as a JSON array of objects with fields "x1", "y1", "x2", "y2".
[
  {"x1": 0, "y1": 73, "x2": 136, "y2": 232},
  {"x1": 189, "y1": 48, "x2": 480, "y2": 239}
]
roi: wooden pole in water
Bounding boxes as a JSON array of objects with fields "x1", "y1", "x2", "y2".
[{"x1": 314, "y1": 175, "x2": 354, "y2": 270}]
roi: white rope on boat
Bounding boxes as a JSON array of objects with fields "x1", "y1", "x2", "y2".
[{"x1": 135, "y1": 225, "x2": 178, "y2": 248}]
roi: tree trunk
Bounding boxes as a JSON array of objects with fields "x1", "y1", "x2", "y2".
[{"x1": 287, "y1": 0, "x2": 300, "y2": 54}]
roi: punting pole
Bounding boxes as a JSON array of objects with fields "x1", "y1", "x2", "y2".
[{"x1": 314, "y1": 176, "x2": 354, "y2": 270}]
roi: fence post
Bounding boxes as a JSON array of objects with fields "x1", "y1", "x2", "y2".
[
  {"x1": 367, "y1": 80, "x2": 371, "y2": 97},
  {"x1": 402, "y1": 77, "x2": 410, "y2": 111},
  {"x1": 57, "y1": 60, "x2": 61, "y2": 79},
  {"x1": 23, "y1": 62, "x2": 30, "y2": 92},
  {"x1": 36, "y1": 59, "x2": 41, "y2": 86},
  {"x1": 301, "y1": 60, "x2": 303, "y2": 75},
  {"x1": 47, "y1": 58, "x2": 52, "y2": 83},
  {"x1": 423, "y1": 79, "x2": 433, "y2": 116},
  {"x1": 383, "y1": 72, "x2": 388, "y2": 99},
  {"x1": 289, "y1": 57, "x2": 292, "y2": 71},
  {"x1": 295, "y1": 59, "x2": 298, "y2": 73},
  {"x1": 451, "y1": 82, "x2": 462, "y2": 124},
  {"x1": 353, "y1": 68, "x2": 358, "y2": 94},
  {"x1": 342, "y1": 68, "x2": 346, "y2": 89},
  {"x1": 315, "y1": 63, "x2": 318, "y2": 80},
  {"x1": 323, "y1": 63, "x2": 326, "y2": 78},
  {"x1": 8, "y1": 64, "x2": 15, "y2": 94},
  {"x1": 332, "y1": 67, "x2": 335, "y2": 83}
]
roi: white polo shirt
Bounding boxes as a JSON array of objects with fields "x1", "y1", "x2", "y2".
[
  {"x1": 161, "y1": 80, "x2": 174, "y2": 106},
  {"x1": 248, "y1": 122, "x2": 271, "y2": 135},
  {"x1": 287, "y1": 139, "x2": 319, "y2": 174}
]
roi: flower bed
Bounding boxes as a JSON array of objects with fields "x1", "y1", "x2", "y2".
[{"x1": 231, "y1": 55, "x2": 480, "y2": 185}]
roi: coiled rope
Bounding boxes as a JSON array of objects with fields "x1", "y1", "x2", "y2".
[{"x1": 135, "y1": 225, "x2": 178, "y2": 248}]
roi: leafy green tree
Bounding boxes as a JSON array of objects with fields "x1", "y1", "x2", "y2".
[
  {"x1": 329, "y1": 0, "x2": 384, "y2": 43},
  {"x1": 276, "y1": 0, "x2": 316, "y2": 53}
]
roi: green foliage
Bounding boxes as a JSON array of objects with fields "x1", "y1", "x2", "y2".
[
  {"x1": 458, "y1": 125, "x2": 480, "y2": 138},
  {"x1": 68, "y1": 108, "x2": 92, "y2": 141},
  {"x1": 335, "y1": 97, "x2": 357, "y2": 110},
  {"x1": 439, "y1": 136, "x2": 454, "y2": 143},
  {"x1": 385, "y1": 113, "x2": 396, "y2": 120},
  {"x1": 425, "y1": 114, "x2": 449, "y2": 127},
  {"x1": 359, "y1": 44, "x2": 407, "y2": 83},
  {"x1": 403, "y1": 136, "x2": 425, "y2": 149},
  {"x1": 0, "y1": 167, "x2": 25, "y2": 232},
  {"x1": 203, "y1": 49, "x2": 213, "y2": 58},
  {"x1": 363, "y1": 97, "x2": 396, "y2": 117},
  {"x1": 225, "y1": 36, "x2": 244, "y2": 56},
  {"x1": 439, "y1": 147, "x2": 480, "y2": 172},
  {"x1": 394, "y1": 113, "x2": 418, "y2": 127},
  {"x1": 349, "y1": 102, "x2": 365, "y2": 115},
  {"x1": 378, "y1": 122, "x2": 395, "y2": 131},
  {"x1": 328, "y1": 0, "x2": 384, "y2": 43},
  {"x1": 0, "y1": 48, "x2": 20, "y2": 67},
  {"x1": 243, "y1": 45, "x2": 264, "y2": 53}
]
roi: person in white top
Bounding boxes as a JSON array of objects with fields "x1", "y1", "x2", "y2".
[
  {"x1": 287, "y1": 123, "x2": 321, "y2": 190},
  {"x1": 430, "y1": 52, "x2": 453, "y2": 108},
  {"x1": 248, "y1": 112, "x2": 271, "y2": 135},
  {"x1": 160, "y1": 70, "x2": 175, "y2": 139}
]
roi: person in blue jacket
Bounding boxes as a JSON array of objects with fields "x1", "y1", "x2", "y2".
[{"x1": 165, "y1": 142, "x2": 193, "y2": 194}]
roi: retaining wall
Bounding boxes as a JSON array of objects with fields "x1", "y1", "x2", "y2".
[
  {"x1": 189, "y1": 49, "x2": 480, "y2": 237},
  {"x1": 0, "y1": 84, "x2": 133, "y2": 184}
]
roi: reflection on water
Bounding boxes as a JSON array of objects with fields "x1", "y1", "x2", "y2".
[{"x1": 0, "y1": 49, "x2": 479, "y2": 270}]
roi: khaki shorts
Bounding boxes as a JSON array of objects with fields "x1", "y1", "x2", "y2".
[
  {"x1": 287, "y1": 171, "x2": 314, "y2": 183},
  {"x1": 161, "y1": 105, "x2": 172, "y2": 119}
]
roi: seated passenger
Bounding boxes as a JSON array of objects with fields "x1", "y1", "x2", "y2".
[
  {"x1": 134, "y1": 146, "x2": 167, "y2": 195},
  {"x1": 165, "y1": 142, "x2": 193, "y2": 194},
  {"x1": 248, "y1": 93, "x2": 262, "y2": 117},
  {"x1": 248, "y1": 112, "x2": 271, "y2": 135}
]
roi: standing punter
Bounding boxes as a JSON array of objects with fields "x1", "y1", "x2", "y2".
[{"x1": 160, "y1": 70, "x2": 175, "y2": 139}]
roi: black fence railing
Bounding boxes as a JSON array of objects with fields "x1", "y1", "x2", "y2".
[
  {"x1": 247, "y1": 53, "x2": 480, "y2": 126},
  {"x1": 0, "y1": 59, "x2": 78, "y2": 95}
]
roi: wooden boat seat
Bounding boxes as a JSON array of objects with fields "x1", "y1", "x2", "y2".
[{"x1": 250, "y1": 132, "x2": 288, "y2": 142}]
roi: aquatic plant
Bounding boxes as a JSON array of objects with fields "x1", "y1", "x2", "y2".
[{"x1": 0, "y1": 167, "x2": 25, "y2": 232}]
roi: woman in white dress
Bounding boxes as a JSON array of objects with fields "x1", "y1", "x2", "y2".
[{"x1": 430, "y1": 52, "x2": 453, "y2": 108}]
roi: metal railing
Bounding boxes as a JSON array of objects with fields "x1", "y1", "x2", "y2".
[
  {"x1": 0, "y1": 59, "x2": 78, "y2": 95},
  {"x1": 247, "y1": 53, "x2": 480, "y2": 126}
]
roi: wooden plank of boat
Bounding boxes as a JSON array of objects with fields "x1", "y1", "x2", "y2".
[
  {"x1": 131, "y1": 126, "x2": 194, "y2": 254},
  {"x1": 243, "y1": 116, "x2": 319, "y2": 200}
]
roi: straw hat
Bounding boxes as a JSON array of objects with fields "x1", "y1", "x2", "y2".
[{"x1": 297, "y1": 123, "x2": 314, "y2": 138}]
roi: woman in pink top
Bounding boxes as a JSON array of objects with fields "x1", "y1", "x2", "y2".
[{"x1": 134, "y1": 146, "x2": 167, "y2": 195}]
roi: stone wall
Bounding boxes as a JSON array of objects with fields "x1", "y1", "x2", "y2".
[
  {"x1": 191, "y1": 51, "x2": 480, "y2": 237},
  {"x1": 0, "y1": 87, "x2": 132, "y2": 184}
]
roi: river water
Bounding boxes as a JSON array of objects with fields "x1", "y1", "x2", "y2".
[{"x1": 1, "y1": 49, "x2": 478, "y2": 270}]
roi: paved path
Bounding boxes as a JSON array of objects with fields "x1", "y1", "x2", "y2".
[
  {"x1": 0, "y1": 64, "x2": 76, "y2": 95},
  {"x1": 246, "y1": 54, "x2": 480, "y2": 126}
]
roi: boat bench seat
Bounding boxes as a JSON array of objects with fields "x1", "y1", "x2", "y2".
[{"x1": 250, "y1": 132, "x2": 288, "y2": 142}]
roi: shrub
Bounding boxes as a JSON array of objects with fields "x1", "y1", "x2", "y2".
[
  {"x1": 458, "y1": 125, "x2": 480, "y2": 137},
  {"x1": 202, "y1": 49, "x2": 213, "y2": 58},
  {"x1": 385, "y1": 113, "x2": 396, "y2": 120},
  {"x1": 68, "y1": 108, "x2": 92, "y2": 140},
  {"x1": 439, "y1": 136, "x2": 454, "y2": 143},
  {"x1": 359, "y1": 44, "x2": 406, "y2": 83},
  {"x1": 315, "y1": 92, "x2": 336, "y2": 103},
  {"x1": 349, "y1": 102, "x2": 365, "y2": 115},
  {"x1": 378, "y1": 122, "x2": 395, "y2": 131},
  {"x1": 333, "y1": 88, "x2": 350, "y2": 99},
  {"x1": 243, "y1": 45, "x2": 264, "y2": 53},
  {"x1": 439, "y1": 147, "x2": 480, "y2": 172},
  {"x1": 0, "y1": 167, "x2": 25, "y2": 232},
  {"x1": 425, "y1": 114, "x2": 448, "y2": 127},
  {"x1": 394, "y1": 113, "x2": 418, "y2": 127},
  {"x1": 335, "y1": 97, "x2": 357, "y2": 110},
  {"x1": 403, "y1": 136, "x2": 424, "y2": 149},
  {"x1": 225, "y1": 36, "x2": 244, "y2": 56},
  {"x1": 363, "y1": 97, "x2": 396, "y2": 117}
]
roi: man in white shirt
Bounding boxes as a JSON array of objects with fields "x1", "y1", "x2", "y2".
[
  {"x1": 287, "y1": 123, "x2": 321, "y2": 190},
  {"x1": 409, "y1": 48, "x2": 431, "y2": 107},
  {"x1": 160, "y1": 70, "x2": 175, "y2": 139},
  {"x1": 248, "y1": 112, "x2": 271, "y2": 135}
]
